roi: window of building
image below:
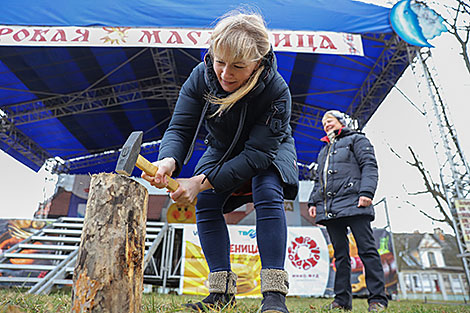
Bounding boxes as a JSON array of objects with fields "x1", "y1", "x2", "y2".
[
  {"x1": 404, "y1": 274, "x2": 412, "y2": 292},
  {"x1": 430, "y1": 274, "x2": 440, "y2": 293},
  {"x1": 463, "y1": 275, "x2": 469, "y2": 294},
  {"x1": 428, "y1": 251, "x2": 437, "y2": 267},
  {"x1": 422, "y1": 274, "x2": 432, "y2": 292},
  {"x1": 443, "y1": 274, "x2": 453, "y2": 294},
  {"x1": 413, "y1": 275, "x2": 422, "y2": 292},
  {"x1": 451, "y1": 275, "x2": 463, "y2": 293}
]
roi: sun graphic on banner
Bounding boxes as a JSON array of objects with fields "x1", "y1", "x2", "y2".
[
  {"x1": 288, "y1": 236, "x2": 321, "y2": 270},
  {"x1": 182, "y1": 242, "x2": 209, "y2": 295},
  {"x1": 230, "y1": 254, "x2": 261, "y2": 295},
  {"x1": 100, "y1": 27, "x2": 130, "y2": 45},
  {"x1": 167, "y1": 202, "x2": 196, "y2": 224}
]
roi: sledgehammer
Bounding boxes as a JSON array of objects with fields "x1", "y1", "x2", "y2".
[{"x1": 115, "y1": 131, "x2": 179, "y2": 192}]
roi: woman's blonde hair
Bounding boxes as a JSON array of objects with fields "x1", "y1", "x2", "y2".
[{"x1": 207, "y1": 9, "x2": 271, "y2": 116}]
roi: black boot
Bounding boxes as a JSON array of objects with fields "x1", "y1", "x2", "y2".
[
  {"x1": 183, "y1": 271, "x2": 237, "y2": 311},
  {"x1": 260, "y1": 269, "x2": 290, "y2": 313},
  {"x1": 261, "y1": 291, "x2": 289, "y2": 313},
  {"x1": 184, "y1": 293, "x2": 235, "y2": 311}
]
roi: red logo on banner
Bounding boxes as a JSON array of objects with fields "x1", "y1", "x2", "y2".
[{"x1": 288, "y1": 236, "x2": 321, "y2": 270}]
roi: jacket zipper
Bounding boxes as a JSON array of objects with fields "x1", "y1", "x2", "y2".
[
  {"x1": 273, "y1": 162, "x2": 287, "y2": 182},
  {"x1": 265, "y1": 104, "x2": 279, "y2": 126},
  {"x1": 267, "y1": 104, "x2": 285, "y2": 182},
  {"x1": 323, "y1": 143, "x2": 333, "y2": 217}
]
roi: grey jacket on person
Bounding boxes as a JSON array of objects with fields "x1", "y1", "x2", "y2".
[
  {"x1": 308, "y1": 127, "x2": 378, "y2": 225},
  {"x1": 157, "y1": 49, "x2": 299, "y2": 212}
]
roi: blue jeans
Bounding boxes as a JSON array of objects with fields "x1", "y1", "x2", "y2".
[{"x1": 196, "y1": 167, "x2": 287, "y2": 272}]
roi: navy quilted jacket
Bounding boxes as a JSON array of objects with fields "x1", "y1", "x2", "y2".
[
  {"x1": 157, "y1": 50, "x2": 299, "y2": 206},
  {"x1": 308, "y1": 127, "x2": 378, "y2": 224}
]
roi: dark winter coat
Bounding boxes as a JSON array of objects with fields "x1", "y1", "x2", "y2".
[
  {"x1": 158, "y1": 50, "x2": 299, "y2": 211},
  {"x1": 308, "y1": 127, "x2": 378, "y2": 225}
]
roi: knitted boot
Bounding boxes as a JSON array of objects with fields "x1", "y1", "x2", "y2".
[
  {"x1": 260, "y1": 269, "x2": 290, "y2": 313},
  {"x1": 183, "y1": 271, "x2": 237, "y2": 311}
]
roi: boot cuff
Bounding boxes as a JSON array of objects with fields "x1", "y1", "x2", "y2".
[
  {"x1": 208, "y1": 271, "x2": 238, "y2": 294},
  {"x1": 261, "y1": 269, "x2": 289, "y2": 295}
]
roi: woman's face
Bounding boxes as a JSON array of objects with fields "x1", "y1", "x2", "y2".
[
  {"x1": 322, "y1": 115, "x2": 343, "y2": 134},
  {"x1": 213, "y1": 54, "x2": 259, "y2": 93}
]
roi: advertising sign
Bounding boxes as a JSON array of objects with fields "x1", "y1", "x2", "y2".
[
  {"x1": 455, "y1": 199, "x2": 470, "y2": 250},
  {"x1": 0, "y1": 25, "x2": 363, "y2": 56},
  {"x1": 285, "y1": 227, "x2": 329, "y2": 296},
  {"x1": 0, "y1": 219, "x2": 51, "y2": 286},
  {"x1": 180, "y1": 224, "x2": 329, "y2": 297}
]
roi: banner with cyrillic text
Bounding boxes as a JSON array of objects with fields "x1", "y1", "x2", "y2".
[
  {"x1": 285, "y1": 227, "x2": 329, "y2": 296},
  {"x1": 455, "y1": 199, "x2": 470, "y2": 251},
  {"x1": 0, "y1": 26, "x2": 363, "y2": 56},
  {"x1": 179, "y1": 224, "x2": 330, "y2": 297}
]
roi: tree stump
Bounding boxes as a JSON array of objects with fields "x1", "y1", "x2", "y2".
[{"x1": 71, "y1": 173, "x2": 148, "y2": 313}]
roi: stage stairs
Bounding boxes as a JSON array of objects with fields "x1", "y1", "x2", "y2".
[{"x1": 0, "y1": 217, "x2": 184, "y2": 294}]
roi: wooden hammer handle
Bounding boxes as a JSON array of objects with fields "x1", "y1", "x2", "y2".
[{"x1": 136, "y1": 155, "x2": 180, "y2": 192}]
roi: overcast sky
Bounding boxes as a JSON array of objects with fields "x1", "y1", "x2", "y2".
[
  {"x1": 365, "y1": 38, "x2": 470, "y2": 234},
  {"x1": 1, "y1": 1, "x2": 469, "y2": 235}
]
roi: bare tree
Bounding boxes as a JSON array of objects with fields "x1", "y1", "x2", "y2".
[
  {"x1": 427, "y1": 0, "x2": 470, "y2": 75},
  {"x1": 389, "y1": 145, "x2": 454, "y2": 229},
  {"x1": 385, "y1": 0, "x2": 470, "y2": 231}
]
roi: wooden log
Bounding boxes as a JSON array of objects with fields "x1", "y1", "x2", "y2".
[{"x1": 71, "y1": 173, "x2": 148, "y2": 313}]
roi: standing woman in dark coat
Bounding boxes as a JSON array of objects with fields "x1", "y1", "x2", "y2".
[
  {"x1": 308, "y1": 110, "x2": 388, "y2": 312},
  {"x1": 142, "y1": 10, "x2": 298, "y2": 313}
]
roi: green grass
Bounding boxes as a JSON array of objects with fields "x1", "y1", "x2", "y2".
[{"x1": 1, "y1": 288, "x2": 470, "y2": 312}]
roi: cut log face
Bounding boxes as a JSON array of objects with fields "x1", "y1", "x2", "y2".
[{"x1": 71, "y1": 173, "x2": 148, "y2": 313}]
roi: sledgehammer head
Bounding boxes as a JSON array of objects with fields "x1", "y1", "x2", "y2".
[{"x1": 115, "y1": 131, "x2": 143, "y2": 176}]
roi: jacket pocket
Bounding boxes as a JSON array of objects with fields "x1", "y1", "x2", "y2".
[
  {"x1": 338, "y1": 179, "x2": 360, "y2": 197},
  {"x1": 273, "y1": 140, "x2": 298, "y2": 186}
]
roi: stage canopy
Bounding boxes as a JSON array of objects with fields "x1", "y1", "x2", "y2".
[{"x1": 0, "y1": 0, "x2": 412, "y2": 180}]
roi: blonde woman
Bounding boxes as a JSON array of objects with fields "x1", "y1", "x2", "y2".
[{"x1": 142, "y1": 9, "x2": 298, "y2": 313}]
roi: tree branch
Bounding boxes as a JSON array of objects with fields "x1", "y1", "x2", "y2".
[
  {"x1": 407, "y1": 146, "x2": 453, "y2": 226},
  {"x1": 419, "y1": 209, "x2": 448, "y2": 223},
  {"x1": 426, "y1": 0, "x2": 470, "y2": 75},
  {"x1": 391, "y1": 145, "x2": 453, "y2": 227}
]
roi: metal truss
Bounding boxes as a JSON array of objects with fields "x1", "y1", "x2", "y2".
[
  {"x1": 290, "y1": 34, "x2": 410, "y2": 136},
  {"x1": 293, "y1": 34, "x2": 411, "y2": 181},
  {"x1": 409, "y1": 46, "x2": 470, "y2": 295},
  {"x1": 297, "y1": 162, "x2": 316, "y2": 181},
  {"x1": 0, "y1": 217, "x2": 183, "y2": 293},
  {"x1": 348, "y1": 34, "x2": 411, "y2": 129},
  {"x1": 1, "y1": 38, "x2": 411, "y2": 180},
  {"x1": 1, "y1": 48, "x2": 181, "y2": 172},
  {"x1": 2, "y1": 76, "x2": 179, "y2": 126},
  {"x1": 0, "y1": 117, "x2": 51, "y2": 169},
  {"x1": 52, "y1": 140, "x2": 161, "y2": 174},
  {"x1": 413, "y1": 49, "x2": 470, "y2": 199},
  {"x1": 290, "y1": 102, "x2": 324, "y2": 131},
  {"x1": 150, "y1": 48, "x2": 180, "y2": 112}
]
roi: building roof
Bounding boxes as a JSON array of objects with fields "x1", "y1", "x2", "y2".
[{"x1": 393, "y1": 231, "x2": 462, "y2": 271}]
